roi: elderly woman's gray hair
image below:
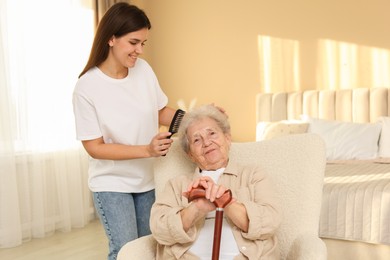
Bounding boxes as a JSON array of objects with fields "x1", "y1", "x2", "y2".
[{"x1": 178, "y1": 104, "x2": 230, "y2": 153}]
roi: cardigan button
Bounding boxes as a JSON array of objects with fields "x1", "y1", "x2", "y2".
[{"x1": 241, "y1": 246, "x2": 247, "y2": 251}]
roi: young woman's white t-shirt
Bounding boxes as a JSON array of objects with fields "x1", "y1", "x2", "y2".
[{"x1": 72, "y1": 58, "x2": 168, "y2": 193}]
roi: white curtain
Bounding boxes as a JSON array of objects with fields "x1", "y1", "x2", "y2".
[{"x1": 0, "y1": 0, "x2": 96, "y2": 248}]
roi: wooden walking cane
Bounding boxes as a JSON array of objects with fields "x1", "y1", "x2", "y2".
[{"x1": 188, "y1": 187, "x2": 233, "y2": 260}]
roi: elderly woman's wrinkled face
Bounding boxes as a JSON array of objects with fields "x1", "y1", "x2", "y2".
[{"x1": 186, "y1": 117, "x2": 231, "y2": 170}]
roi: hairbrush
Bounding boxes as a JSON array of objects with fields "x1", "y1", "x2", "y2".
[
  {"x1": 162, "y1": 109, "x2": 185, "y2": 156},
  {"x1": 167, "y1": 109, "x2": 185, "y2": 139}
]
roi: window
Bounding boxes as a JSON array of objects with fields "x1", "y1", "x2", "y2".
[{"x1": 2, "y1": 0, "x2": 94, "y2": 152}]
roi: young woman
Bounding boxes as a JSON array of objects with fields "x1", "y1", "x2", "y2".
[{"x1": 72, "y1": 3, "x2": 176, "y2": 259}]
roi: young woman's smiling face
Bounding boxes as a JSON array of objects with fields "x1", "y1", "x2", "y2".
[
  {"x1": 187, "y1": 117, "x2": 231, "y2": 170},
  {"x1": 109, "y1": 28, "x2": 148, "y2": 68}
]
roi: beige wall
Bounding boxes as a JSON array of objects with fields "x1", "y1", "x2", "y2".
[{"x1": 136, "y1": 0, "x2": 390, "y2": 141}]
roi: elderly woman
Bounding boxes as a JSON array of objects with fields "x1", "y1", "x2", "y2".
[{"x1": 150, "y1": 104, "x2": 281, "y2": 259}]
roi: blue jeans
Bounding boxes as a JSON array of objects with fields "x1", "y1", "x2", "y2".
[{"x1": 93, "y1": 190, "x2": 155, "y2": 260}]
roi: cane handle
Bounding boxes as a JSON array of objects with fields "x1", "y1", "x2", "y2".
[{"x1": 188, "y1": 187, "x2": 232, "y2": 208}]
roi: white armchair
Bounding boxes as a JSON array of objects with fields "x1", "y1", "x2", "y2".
[{"x1": 118, "y1": 133, "x2": 327, "y2": 260}]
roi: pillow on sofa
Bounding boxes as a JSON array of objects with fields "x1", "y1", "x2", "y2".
[
  {"x1": 306, "y1": 117, "x2": 382, "y2": 160},
  {"x1": 256, "y1": 120, "x2": 309, "y2": 141},
  {"x1": 378, "y1": 117, "x2": 390, "y2": 158}
]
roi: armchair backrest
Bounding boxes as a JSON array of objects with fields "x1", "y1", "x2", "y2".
[{"x1": 153, "y1": 133, "x2": 327, "y2": 259}]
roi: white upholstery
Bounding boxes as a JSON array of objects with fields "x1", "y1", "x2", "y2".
[{"x1": 118, "y1": 134, "x2": 327, "y2": 260}]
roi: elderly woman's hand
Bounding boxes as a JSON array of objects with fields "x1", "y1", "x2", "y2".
[
  {"x1": 181, "y1": 176, "x2": 231, "y2": 231},
  {"x1": 183, "y1": 176, "x2": 230, "y2": 207},
  {"x1": 184, "y1": 177, "x2": 249, "y2": 232}
]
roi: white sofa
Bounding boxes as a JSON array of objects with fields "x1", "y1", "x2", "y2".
[
  {"x1": 118, "y1": 133, "x2": 327, "y2": 260},
  {"x1": 255, "y1": 87, "x2": 390, "y2": 260}
]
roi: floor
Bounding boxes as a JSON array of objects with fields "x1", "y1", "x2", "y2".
[{"x1": 0, "y1": 219, "x2": 107, "y2": 260}]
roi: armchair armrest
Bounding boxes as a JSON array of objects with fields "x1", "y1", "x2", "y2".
[
  {"x1": 286, "y1": 233, "x2": 327, "y2": 260},
  {"x1": 117, "y1": 235, "x2": 157, "y2": 260}
]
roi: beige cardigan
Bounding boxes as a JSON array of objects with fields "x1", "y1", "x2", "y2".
[{"x1": 150, "y1": 160, "x2": 281, "y2": 260}]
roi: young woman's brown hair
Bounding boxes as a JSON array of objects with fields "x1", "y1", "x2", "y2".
[{"x1": 79, "y1": 3, "x2": 151, "y2": 78}]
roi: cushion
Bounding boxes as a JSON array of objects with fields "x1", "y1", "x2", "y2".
[
  {"x1": 256, "y1": 120, "x2": 309, "y2": 141},
  {"x1": 306, "y1": 117, "x2": 382, "y2": 160},
  {"x1": 378, "y1": 117, "x2": 390, "y2": 158}
]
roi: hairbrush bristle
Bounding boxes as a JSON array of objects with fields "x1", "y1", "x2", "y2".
[
  {"x1": 163, "y1": 109, "x2": 185, "y2": 156},
  {"x1": 168, "y1": 109, "x2": 185, "y2": 138}
]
